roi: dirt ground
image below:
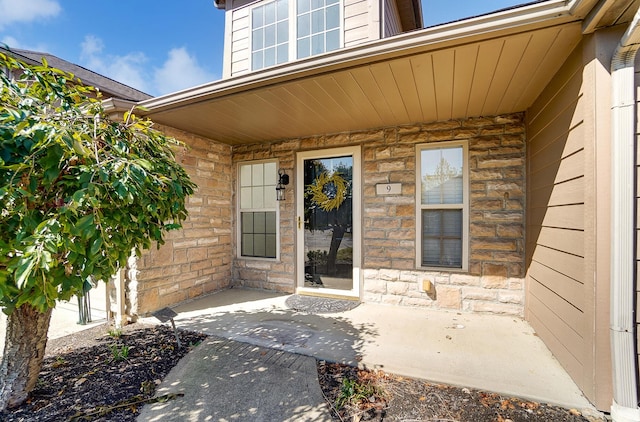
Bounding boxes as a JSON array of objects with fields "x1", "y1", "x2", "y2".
[{"x1": 0, "y1": 324, "x2": 608, "y2": 422}]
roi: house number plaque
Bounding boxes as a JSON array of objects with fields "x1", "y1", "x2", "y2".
[{"x1": 376, "y1": 183, "x2": 401, "y2": 195}]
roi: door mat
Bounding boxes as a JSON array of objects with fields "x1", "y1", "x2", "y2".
[{"x1": 285, "y1": 295, "x2": 360, "y2": 314}]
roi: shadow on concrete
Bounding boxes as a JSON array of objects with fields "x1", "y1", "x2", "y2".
[
  {"x1": 171, "y1": 307, "x2": 378, "y2": 367},
  {"x1": 138, "y1": 336, "x2": 332, "y2": 422}
]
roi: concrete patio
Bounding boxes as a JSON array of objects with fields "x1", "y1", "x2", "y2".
[{"x1": 138, "y1": 288, "x2": 596, "y2": 412}]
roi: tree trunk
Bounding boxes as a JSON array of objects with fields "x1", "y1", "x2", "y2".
[
  {"x1": 327, "y1": 225, "x2": 345, "y2": 276},
  {"x1": 0, "y1": 305, "x2": 53, "y2": 411}
]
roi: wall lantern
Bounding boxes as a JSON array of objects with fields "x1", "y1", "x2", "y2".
[{"x1": 276, "y1": 169, "x2": 289, "y2": 201}]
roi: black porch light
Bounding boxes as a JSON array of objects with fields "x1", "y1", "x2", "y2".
[{"x1": 276, "y1": 169, "x2": 289, "y2": 201}]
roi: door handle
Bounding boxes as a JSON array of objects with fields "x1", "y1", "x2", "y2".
[{"x1": 298, "y1": 216, "x2": 301, "y2": 229}]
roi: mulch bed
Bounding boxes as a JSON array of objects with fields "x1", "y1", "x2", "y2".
[
  {"x1": 0, "y1": 324, "x2": 607, "y2": 422},
  {"x1": 317, "y1": 361, "x2": 606, "y2": 422},
  {"x1": 0, "y1": 324, "x2": 206, "y2": 422}
]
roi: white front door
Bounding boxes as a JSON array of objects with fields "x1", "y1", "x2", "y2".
[{"x1": 296, "y1": 146, "x2": 361, "y2": 299}]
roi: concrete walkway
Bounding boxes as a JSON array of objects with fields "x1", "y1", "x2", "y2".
[
  {"x1": 136, "y1": 288, "x2": 597, "y2": 422},
  {"x1": 138, "y1": 337, "x2": 331, "y2": 421},
  {"x1": 0, "y1": 285, "x2": 108, "y2": 355}
]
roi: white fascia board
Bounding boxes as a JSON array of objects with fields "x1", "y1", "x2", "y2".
[{"x1": 138, "y1": 0, "x2": 575, "y2": 114}]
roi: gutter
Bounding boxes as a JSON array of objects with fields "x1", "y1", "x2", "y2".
[{"x1": 611, "y1": 6, "x2": 640, "y2": 422}]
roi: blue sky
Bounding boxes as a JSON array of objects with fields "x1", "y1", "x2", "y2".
[{"x1": 0, "y1": 0, "x2": 530, "y2": 96}]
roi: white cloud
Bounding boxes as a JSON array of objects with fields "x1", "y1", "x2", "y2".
[
  {"x1": 80, "y1": 34, "x2": 103, "y2": 57},
  {"x1": 153, "y1": 47, "x2": 215, "y2": 95},
  {"x1": 78, "y1": 35, "x2": 215, "y2": 97},
  {"x1": 80, "y1": 35, "x2": 150, "y2": 94},
  {"x1": 1, "y1": 36, "x2": 50, "y2": 54},
  {"x1": 0, "y1": 0, "x2": 61, "y2": 29}
]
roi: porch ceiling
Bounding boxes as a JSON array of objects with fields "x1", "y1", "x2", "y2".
[{"x1": 140, "y1": 8, "x2": 583, "y2": 145}]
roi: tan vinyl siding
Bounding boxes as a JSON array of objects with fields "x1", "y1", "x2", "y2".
[
  {"x1": 230, "y1": 6, "x2": 250, "y2": 76},
  {"x1": 344, "y1": 0, "x2": 371, "y2": 47},
  {"x1": 383, "y1": 0, "x2": 401, "y2": 37},
  {"x1": 526, "y1": 30, "x2": 615, "y2": 411}
]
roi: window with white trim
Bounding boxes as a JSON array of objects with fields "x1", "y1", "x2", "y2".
[
  {"x1": 296, "y1": 0, "x2": 340, "y2": 59},
  {"x1": 417, "y1": 142, "x2": 468, "y2": 270},
  {"x1": 250, "y1": 0, "x2": 341, "y2": 71},
  {"x1": 251, "y1": 0, "x2": 290, "y2": 71},
  {"x1": 239, "y1": 161, "x2": 278, "y2": 258}
]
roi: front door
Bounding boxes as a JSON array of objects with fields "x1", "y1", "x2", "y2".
[{"x1": 296, "y1": 147, "x2": 361, "y2": 299}]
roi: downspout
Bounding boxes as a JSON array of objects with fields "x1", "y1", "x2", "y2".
[{"x1": 611, "y1": 8, "x2": 640, "y2": 422}]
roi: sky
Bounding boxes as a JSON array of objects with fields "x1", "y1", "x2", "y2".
[{"x1": 0, "y1": 0, "x2": 531, "y2": 97}]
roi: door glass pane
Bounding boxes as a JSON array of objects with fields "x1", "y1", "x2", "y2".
[{"x1": 303, "y1": 155, "x2": 353, "y2": 291}]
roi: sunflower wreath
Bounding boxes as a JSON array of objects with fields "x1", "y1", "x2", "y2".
[{"x1": 306, "y1": 171, "x2": 347, "y2": 212}]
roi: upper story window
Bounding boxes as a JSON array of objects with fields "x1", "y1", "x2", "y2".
[
  {"x1": 252, "y1": 0, "x2": 290, "y2": 71},
  {"x1": 296, "y1": 0, "x2": 340, "y2": 59},
  {"x1": 250, "y1": 0, "x2": 341, "y2": 71},
  {"x1": 416, "y1": 141, "x2": 469, "y2": 271}
]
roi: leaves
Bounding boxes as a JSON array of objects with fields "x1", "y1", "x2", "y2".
[{"x1": 0, "y1": 52, "x2": 196, "y2": 313}]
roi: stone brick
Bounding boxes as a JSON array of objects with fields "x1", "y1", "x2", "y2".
[
  {"x1": 471, "y1": 239, "x2": 517, "y2": 251},
  {"x1": 378, "y1": 161, "x2": 406, "y2": 172},
  {"x1": 449, "y1": 274, "x2": 481, "y2": 286},
  {"x1": 499, "y1": 291, "x2": 524, "y2": 304},
  {"x1": 381, "y1": 295, "x2": 403, "y2": 306},
  {"x1": 365, "y1": 279, "x2": 387, "y2": 294},
  {"x1": 486, "y1": 182, "x2": 523, "y2": 197},
  {"x1": 477, "y1": 158, "x2": 524, "y2": 169},
  {"x1": 470, "y1": 223, "x2": 496, "y2": 237},
  {"x1": 403, "y1": 296, "x2": 435, "y2": 307},
  {"x1": 379, "y1": 269, "x2": 400, "y2": 281},
  {"x1": 462, "y1": 287, "x2": 497, "y2": 301},
  {"x1": 423, "y1": 120, "x2": 461, "y2": 130},
  {"x1": 395, "y1": 205, "x2": 414, "y2": 217},
  {"x1": 392, "y1": 259, "x2": 415, "y2": 270},
  {"x1": 436, "y1": 286, "x2": 461, "y2": 309},
  {"x1": 483, "y1": 263, "x2": 508, "y2": 277},
  {"x1": 468, "y1": 301, "x2": 523, "y2": 316},
  {"x1": 387, "y1": 281, "x2": 410, "y2": 295},
  {"x1": 496, "y1": 224, "x2": 524, "y2": 238},
  {"x1": 481, "y1": 276, "x2": 510, "y2": 289},
  {"x1": 426, "y1": 130, "x2": 455, "y2": 141}
]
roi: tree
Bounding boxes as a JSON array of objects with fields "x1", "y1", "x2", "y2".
[{"x1": 0, "y1": 52, "x2": 196, "y2": 410}]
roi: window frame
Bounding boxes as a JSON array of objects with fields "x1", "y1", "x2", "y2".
[
  {"x1": 415, "y1": 141, "x2": 469, "y2": 272},
  {"x1": 248, "y1": 0, "x2": 343, "y2": 72},
  {"x1": 236, "y1": 159, "x2": 281, "y2": 261}
]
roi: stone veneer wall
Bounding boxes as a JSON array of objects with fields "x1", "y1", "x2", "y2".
[
  {"x1": 127, "y1": 125, "x2": 234, "y2": 317},
  {"x1": 232, "y1": 114, "x2": 526, "y2": 316}
]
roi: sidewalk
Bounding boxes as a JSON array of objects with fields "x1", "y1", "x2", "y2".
[
  {"x1": 0, "y1": 284, "x2": 109, "y2": 356},
  {"x1": 137, "y1": 288, "x2": 597, "y2": 421}
]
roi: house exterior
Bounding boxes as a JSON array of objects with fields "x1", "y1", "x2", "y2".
[{"x1": 103, "y1": 0, "x2": 640, "y2": 419}]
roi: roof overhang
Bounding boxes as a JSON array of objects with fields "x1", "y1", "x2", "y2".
[{"x1": 126, "y1": 0, "x2": 623, "y2": 145}]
